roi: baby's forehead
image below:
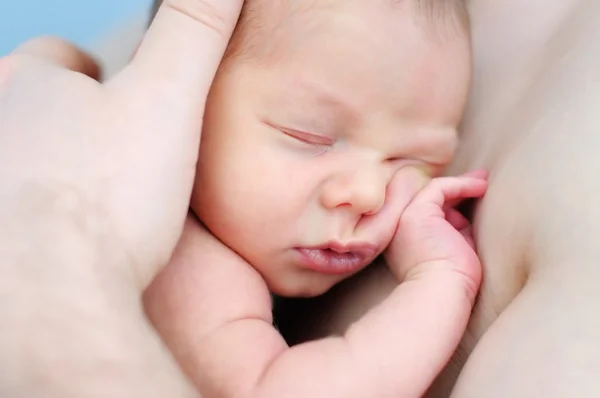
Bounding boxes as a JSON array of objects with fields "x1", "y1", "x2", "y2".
[
  {"x1": 228, "y1": 0, "x2": 468, "y2": 63},
  {"x1": 226, "y1": 0, "x2": 471, "y2": 132}
]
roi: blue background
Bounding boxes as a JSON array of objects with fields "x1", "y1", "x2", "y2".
[{"x1": 0, "y1": 0, "x2": 152, "y2": 56}]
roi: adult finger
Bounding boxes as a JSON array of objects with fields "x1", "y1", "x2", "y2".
[
  {"x1": 353, "y1": 166, "x2": 429, "y2": 243},
  {"x1": 121, "y1": 0, "x2": 243, "y2": 108},
  {"x1": 11, "y1": 36, "x2": 101, "y2": 79}
]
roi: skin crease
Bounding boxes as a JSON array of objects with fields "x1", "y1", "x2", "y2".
[
  {"x1": 276, "y1": 0, "x2": 600, "y2": 397},
  {"x1": 191, "y1": 0, "x2": 471, "y2": 297}
]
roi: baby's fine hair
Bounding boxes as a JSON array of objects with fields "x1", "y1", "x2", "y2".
[
  {"x1": 150, "y1": 1, "x2": 468, "y2": 17},
  {"x1": 150, "y1": 0, "x2": 469, "y2": 29},
  {"x1": 149, "y1": 0, "x2": 469, "y2": 62}
]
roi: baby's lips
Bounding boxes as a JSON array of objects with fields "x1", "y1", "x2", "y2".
[{"x1": 327, "y1": 241, "x2": 379, "y2": 260}]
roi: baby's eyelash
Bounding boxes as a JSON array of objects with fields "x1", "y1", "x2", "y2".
[{"x1": 282, "y1": 129, "x2": 334, "y2": 146}]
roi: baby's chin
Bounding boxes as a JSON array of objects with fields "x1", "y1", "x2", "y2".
[{"x1": 265, "y1": 272, "x2": 345, "y2": 298}]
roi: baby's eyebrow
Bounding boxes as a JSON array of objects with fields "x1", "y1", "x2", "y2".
[{"x1": 292, "y1": 78, "x2": 358, "y2": 120}]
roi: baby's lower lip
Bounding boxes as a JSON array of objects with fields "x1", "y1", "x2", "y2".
[{"x1": 295, "y1": 248, "x2": 370, "y2": 275}]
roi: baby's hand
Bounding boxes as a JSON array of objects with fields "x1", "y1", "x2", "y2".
[{"x1": 385, "y1": 171, "x2": 488, "y2": 301}]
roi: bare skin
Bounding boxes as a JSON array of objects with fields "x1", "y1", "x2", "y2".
[
  {"x1": 276, "y1": 1, "x2": 600, "y2": 397},
  {"x1": 143, "y1": 1, "x2": 485, "y2": 397},
  {"x1": 3, "y1": 0, "x2": 595, "y2": 396},
  {"x1": 144, "y1": 172, "x2": 487, "y2": 398}
]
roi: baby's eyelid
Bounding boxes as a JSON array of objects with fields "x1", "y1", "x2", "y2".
[{"x1": 282, "y1": 129, "x2": 334, "y2": 146}]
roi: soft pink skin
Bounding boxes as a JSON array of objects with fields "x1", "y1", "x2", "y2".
[
  {"x1": 272, "y1": 2, "x2": 600, "y2": 398},
  {"x1": 191, "y1": 0, "x2": 471, "y2": 297},
  {"x1": 146, "y1": 2, "x2": 477, "y2": 397},
  {"x1": 145, "y1": 171, "x2": 488, "y2": 398}
]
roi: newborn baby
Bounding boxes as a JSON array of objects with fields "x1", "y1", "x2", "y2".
[
  {"x1": 146, "y1": 0, "x2": 486, "y2": 396},
  {"x1": 192, "y1": 0, "x2": 474, "y2": 298}
]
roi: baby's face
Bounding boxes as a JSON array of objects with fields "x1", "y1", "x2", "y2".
[{"x1": 192, "y1": 0, "x2": 471, "y2": 297}]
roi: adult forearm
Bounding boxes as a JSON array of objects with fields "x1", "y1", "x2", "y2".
[{"x1": 0, "y1": 212, "x2": 196, "y2": 398}]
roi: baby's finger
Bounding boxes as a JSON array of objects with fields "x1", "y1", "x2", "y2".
[
  {"x1": 409, "y1": 176, "x2": 487, "y2": 211},
  {"x1": 442, "y1": 170, "x2": 488, "y2": 209},
  {"x1": 114, "y1": 0, "x2": 242, "y2": 113},
  {"x1": 445, "y1": 208, "x2": 469, "y2": 231},
  {"x1": 446, "y1": 208, "x2": 476, "y2": 248},
  {"x1": 460, "y1": 169, "x2": 488, "y2": 179},
  {"x1": 354, "y1": 167, "x2": 428, "y2": 243}
]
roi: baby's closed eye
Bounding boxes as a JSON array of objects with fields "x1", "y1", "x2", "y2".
[{"x1": 280, "y1": 128, "x2": 334, "y2": 146}]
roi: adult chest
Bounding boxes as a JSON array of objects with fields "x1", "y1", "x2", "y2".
[{"x1": 429, "y1": 2, "x2": 600, "y2": 393}]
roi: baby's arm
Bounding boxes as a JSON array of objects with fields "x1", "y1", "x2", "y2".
[{"x1": 145, "y1": 174, "x2": 486, "y2": 398}]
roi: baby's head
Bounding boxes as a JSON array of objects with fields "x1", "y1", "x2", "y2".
[{"x1": 154, "y1": 0, "x2": 471, "y2": 297}]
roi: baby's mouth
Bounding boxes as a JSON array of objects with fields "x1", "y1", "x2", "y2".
[{"x1": 295, "y1": 243, "x2": 378, "y2": 275}]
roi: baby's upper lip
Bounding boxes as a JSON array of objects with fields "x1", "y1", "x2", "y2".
[{"x1": 315, "y1": 241, "x2": 379, "y2": 259}]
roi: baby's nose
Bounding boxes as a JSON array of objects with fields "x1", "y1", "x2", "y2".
[{"x1": 320, "y1": 167, "x2": 388, "y2": 216}]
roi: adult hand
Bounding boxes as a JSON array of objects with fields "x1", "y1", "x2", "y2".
[
  {"x1": 0, "y1": 1, "x2": 242, "y2": 396},
  {"x1": 1, "y1": 0, "x2": 242, "y2": 286}
]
